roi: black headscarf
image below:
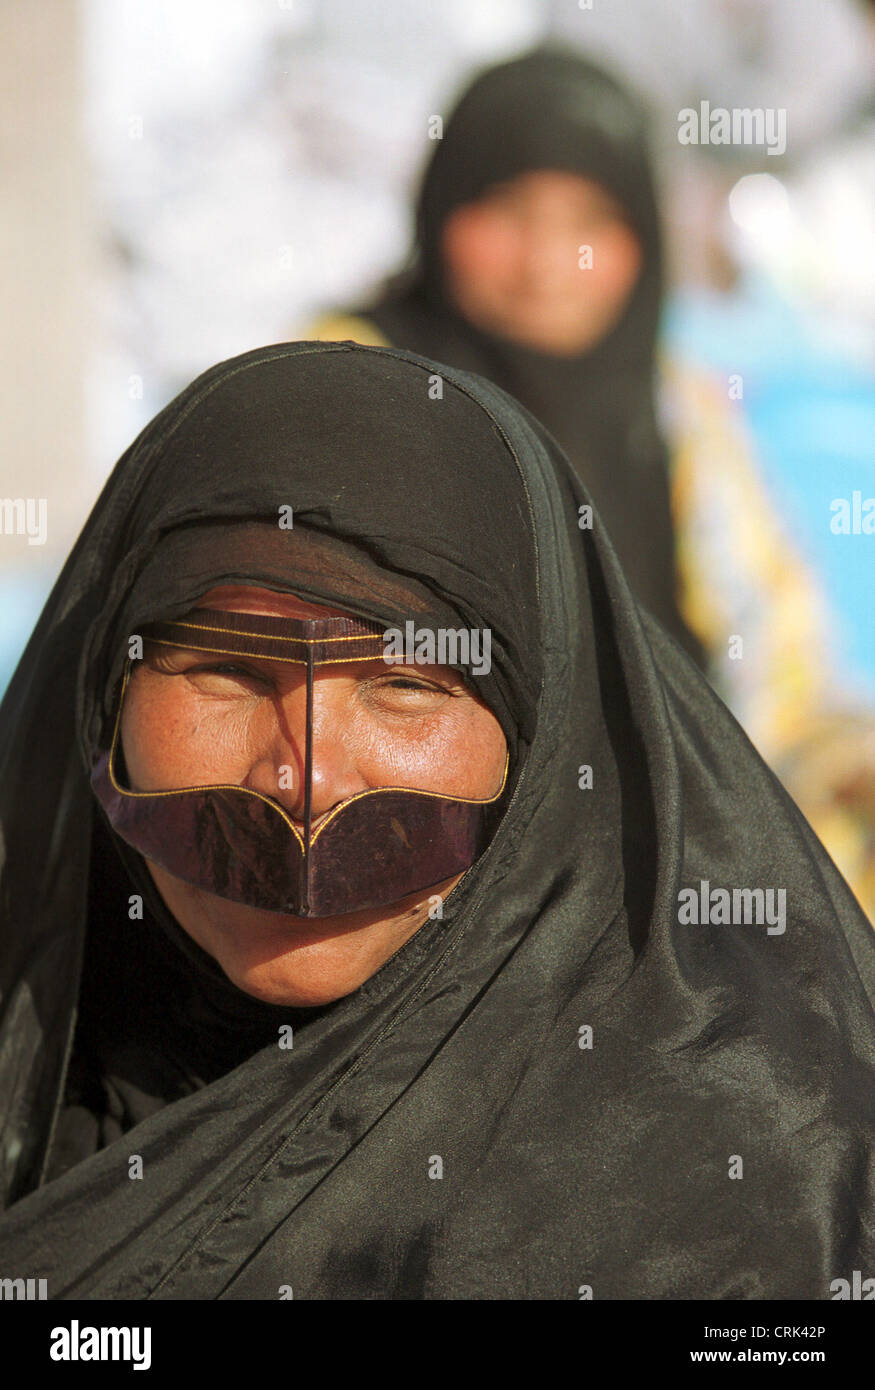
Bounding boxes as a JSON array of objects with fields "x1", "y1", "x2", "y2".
[
  {"x1": 364, "y1": 47, "x2": 702, "y2": 662},
  {"x1": 0, "y1": 341, "x2": 872, "y2": 1299}
]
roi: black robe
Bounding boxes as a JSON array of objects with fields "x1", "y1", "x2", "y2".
[{"x1": 0, "y1": 340, "x2": 872, "y2": 1299}]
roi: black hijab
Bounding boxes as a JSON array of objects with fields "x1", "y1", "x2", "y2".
[
  {"x1": 365, "y1": 47, "x2": 702, "y2": 662},
  {"x1": 0, "y1": 341, "x2": 872, "y2": 1300}
]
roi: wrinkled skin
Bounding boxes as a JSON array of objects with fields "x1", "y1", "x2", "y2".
[
  {"x1": 441, "y1": 169, "x2": 642, "y2": 357},
  {"x1": 121, "y1": 585, "x2": 507, "y2": 1006}
]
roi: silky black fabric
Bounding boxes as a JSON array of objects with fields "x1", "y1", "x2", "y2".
[
  {"x1": 0, "y1": 341, "x2": 873, "y2": 1300},
  {"x1": 362, "y1": 47, "x2": 702, "y2": 662},
  {"x1": 41, "y1": 814, "x2": 327, "y2": 1186}
]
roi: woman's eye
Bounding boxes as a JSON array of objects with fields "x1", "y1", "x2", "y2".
[
  {"x1": 380, "y1": 672, "x2": 447, "y2": 693},
  {"x1": 362, "y1": 673, "x2": 449, "y2": 707},
  {"x1": 183, "y1": 662, "x2": 271, "y2": 689}
]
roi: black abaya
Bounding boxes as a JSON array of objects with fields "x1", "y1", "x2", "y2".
[{"x1": 0, "y1": 341, "x2": 872, "y2": 1300}]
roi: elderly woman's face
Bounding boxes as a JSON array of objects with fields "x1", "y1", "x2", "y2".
[
  {"x1": 441, "y1": 170, "x2": 642, "y2": 357},
  {"x1": 120, "y1": 586, "x2": 507, "y2": 1007}
]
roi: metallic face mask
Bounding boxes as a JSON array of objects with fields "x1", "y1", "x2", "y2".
[{"x1": 90, "y1": 607, "x2": 508, "y2": 918}]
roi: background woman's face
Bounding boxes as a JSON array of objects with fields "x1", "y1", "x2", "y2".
[
  {"x1": 440, "y1": 169, "x2": 643, "y2": 356},
  {"x1": 120, "y1": 585, "x2": 507, "y2": 1007}
]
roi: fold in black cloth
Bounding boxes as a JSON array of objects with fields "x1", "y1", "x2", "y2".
[{"x1": 42, "y1": 814, "x2": 332, "y2": 1185}]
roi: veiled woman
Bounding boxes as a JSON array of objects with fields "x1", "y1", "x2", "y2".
[{"x1": 0, "y1": 341, "x2": 872, "y2": 1300}]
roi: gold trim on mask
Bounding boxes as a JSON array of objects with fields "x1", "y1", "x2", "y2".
[
  {"x1": 143, "y1": 607, "x2": 390, "y2": 665},
  {"x1": 108, "y1": 608, "x2": 510, "y2": 851}
]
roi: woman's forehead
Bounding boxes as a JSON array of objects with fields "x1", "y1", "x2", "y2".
[{"x1": 195, "y1": 585, "x2": 353, "y2": 621}]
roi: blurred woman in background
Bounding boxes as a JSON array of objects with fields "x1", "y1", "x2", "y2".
[
  {"x1": 314, "y1": 47, "x2": 875, "y2": 920},
  {"x1": 320, "y1": 49, "x2": 697, "y2": 663}
]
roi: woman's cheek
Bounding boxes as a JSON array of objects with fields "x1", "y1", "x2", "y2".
[
  {"x1": 354, "y1": 702, "x2": 505, "y2": 799},
  {"x1": 443, "y1": 209, "x2": 520, "y2": 284},
  {"x1": 591, "y1": 225, "x2": 642, "y2": 303},
  {"x1": 121, "y1": 678, "x2": 255, "y2": 790}
]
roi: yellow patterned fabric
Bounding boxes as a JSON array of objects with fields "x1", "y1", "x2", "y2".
[
  {"x1": 662, "y1": 358, "x2": 831, "y2": 757},
  {"x1": 664, "y1": 358, "x2": 875, "y2": 922}
]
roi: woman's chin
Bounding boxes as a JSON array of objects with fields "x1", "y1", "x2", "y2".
[
  {"x1": 216, "y1": 950, "x2": 362, "y2": 1007},
  {"x1": 146, "y1": 861, "x2": 462, "y2": 1007},
  {"x1": 201, "y1": 907, "x2": 390, "y2": 1005}
]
